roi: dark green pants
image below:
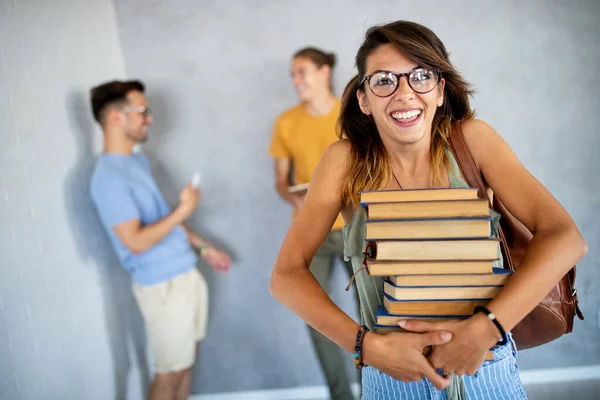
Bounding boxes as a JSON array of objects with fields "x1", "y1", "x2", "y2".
[{"x1": 308, "y1": 230, "x2": 359, "y2": 400}]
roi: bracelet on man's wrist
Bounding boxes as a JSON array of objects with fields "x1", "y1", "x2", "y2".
[{"x1": 196, "y1": 245, "x2": 210, "y2": 257}]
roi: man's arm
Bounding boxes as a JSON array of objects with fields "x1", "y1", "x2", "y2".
[
  {"x1": 182, "y1": 223, "x2": 210, "y2": 249},
  {"x1": 113, "y1": 211, "x2": 186, "y2": 255},
  {"x1": 274, "y1": 157, "x2": 304, "y2": 208},
  {"x1": 112, "y1": 184, "x2": 199, "y2": 254},
  {"x1": 181, "y1": 224, "x2": 231, "y2": 272}
]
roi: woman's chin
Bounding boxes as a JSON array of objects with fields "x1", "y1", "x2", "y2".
[{"x1": 384, "y1": 129, "x2": 429, "y2": 147}]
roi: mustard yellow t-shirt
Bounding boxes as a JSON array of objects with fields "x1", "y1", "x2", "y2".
[{"x1": 269, "y1": 99, "x2": 344, "y2": 231}]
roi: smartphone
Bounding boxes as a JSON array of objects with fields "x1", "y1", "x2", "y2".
[{"x1": 191, "y1": 172, "x2": 201, "y2": 188}]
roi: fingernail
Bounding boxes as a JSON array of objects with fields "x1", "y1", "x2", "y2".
[
  {"x1": 441, "y1": 332, "x2": 452, "y2": 341},
  {"x1": 397, "y1": 320, "x2": 407, "y2": 327}
]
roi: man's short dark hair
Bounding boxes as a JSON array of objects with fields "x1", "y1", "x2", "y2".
[{"x1": 90, "y1": 80, "x2": 145, "y2": 124}]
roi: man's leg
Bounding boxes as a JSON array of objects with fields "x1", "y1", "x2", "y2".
[
  {"x1": 308, "y1": 233, "x2": 354, "y2": 400},
  {"x1": 149, "y1": 371, "x2": 184, "y2": 400},
  {"x1": 132, "y1": 270, "x2": 200, "y2": 400},
  {"x1": 175, "y1": 367, "x2": 193, "y2": 400}
]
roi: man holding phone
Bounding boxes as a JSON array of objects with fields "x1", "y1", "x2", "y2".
[{"x1": 89, "y1": 80, "x2": 230, "y2": 400}]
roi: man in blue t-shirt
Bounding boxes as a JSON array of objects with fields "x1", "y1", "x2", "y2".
[{"x1": 89, "y1": 80, "x2": 230, "y2": 400}]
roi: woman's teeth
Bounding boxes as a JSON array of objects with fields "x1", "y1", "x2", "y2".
[{"x1": 392, "y1": 110, "x2": 422, "y2": 120}]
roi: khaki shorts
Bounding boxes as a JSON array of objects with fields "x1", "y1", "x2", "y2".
[{"x1": 133, "y1": 268, "x2": 208, "y2": 373}]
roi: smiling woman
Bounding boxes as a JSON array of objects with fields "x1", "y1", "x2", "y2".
[{"x1": 270, "y1": 20, "x2": 587, "y2": 400}]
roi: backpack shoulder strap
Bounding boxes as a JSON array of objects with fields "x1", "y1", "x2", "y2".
[
  {"x1": 448, "y1": 121, "x2": 487, "y2": 199},
  {"x1": 449, "y1": 120, "x2": 515, "y2": 271}
]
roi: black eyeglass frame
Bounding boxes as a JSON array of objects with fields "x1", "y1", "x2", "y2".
[{"x1": 359, "y1": 67, "x2": 441, "y2": 97}]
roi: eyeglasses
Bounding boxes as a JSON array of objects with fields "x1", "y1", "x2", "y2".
[
  {"x1": 122, "y1": 106, "x2": 151, "y2": 117},
  {"x1": 360, "y1": 67, "x2": 441, "y2": 97}
]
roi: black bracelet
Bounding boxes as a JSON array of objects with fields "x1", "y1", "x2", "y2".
[
  {"x1": 354, "y1": 325, "x2": 369, "y2": 370},
  {"x1": 474, "y1": 305, "x2": 508, "y2": 346}
]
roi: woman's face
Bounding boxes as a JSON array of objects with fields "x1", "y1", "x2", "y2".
[
  {"x1": 291, "y1": 57, "x2": 330, "y2": 103},
  {"x1": 357, "y1": 44, "x2": 444, "y2": 147}
]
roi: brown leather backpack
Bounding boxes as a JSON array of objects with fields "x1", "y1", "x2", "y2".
[{"x1": 449, "y1": 121, "x2": 584, "y2": 350}]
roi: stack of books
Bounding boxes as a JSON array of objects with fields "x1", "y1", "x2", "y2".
[{"x1": 360, "y1": 188, "x2": 512, "y2": 360}]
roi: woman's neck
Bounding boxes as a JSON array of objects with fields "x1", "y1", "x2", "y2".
[
  {"x1": 303, "y1": 92, "x2": 335, "y2": 116},
  {"x1": 386, "y1": 134, "x2": 430, "y2": 170},
  {"x1": 384, "y1": 135, "x2": 436, "y2": 189}
]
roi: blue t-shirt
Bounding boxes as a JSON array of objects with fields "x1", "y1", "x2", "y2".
[{"x1": 90, "y1": 152, "x2": 197, "y2": 286}]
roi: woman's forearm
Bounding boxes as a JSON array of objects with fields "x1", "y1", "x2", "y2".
[
  {"x1": 487, "y1": 225, "x2": 587, "y2": 331},
  {"x1": 270, "y1": 266, "x2": 360, "y2": 353}
]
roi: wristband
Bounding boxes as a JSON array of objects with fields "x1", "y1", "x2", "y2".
[{"x1": 474, "y1": 305, "x2": 508, "y2": 346}]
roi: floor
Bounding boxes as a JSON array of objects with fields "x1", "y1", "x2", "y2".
[
  {"x1": 523, "y1": 379, "x2": 600, "y2": 400},
  {"x1": 308, "y1": 379, "x2": 600, "y2": 399},
  {"x1": 194, "y1": 378, "x2": 600, "y2": 399}
]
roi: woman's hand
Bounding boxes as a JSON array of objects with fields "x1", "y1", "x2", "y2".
[
  {"x1": 399, "y1": 313, "x2": 500, "y2": 376},
  {"x1": 362, "y1": 330, "x2": 454, "y2": 390}
]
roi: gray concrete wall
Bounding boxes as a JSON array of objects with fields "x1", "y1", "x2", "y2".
[
  {"x1": 0, "y1": 0, "x2": 149, "y2": 399},
  {"x1": 0, "y1": 0, "x2": 598, "y2": 398},
  {"x1": 113, "y1": 0, "x2": 600, "y2": 394}
]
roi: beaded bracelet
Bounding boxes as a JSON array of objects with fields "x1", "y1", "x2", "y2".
[
  {"x1": 474, "y1": 305, "x2": 508, "y2": 346},
  {"x1": 354, "y1": 325, "x2": 369, "y2": 370}
]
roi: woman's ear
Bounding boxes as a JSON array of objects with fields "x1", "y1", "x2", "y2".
[
  {"x1": 357, "y1": 90, "x2": 371, "y2": 115},
  {"x1": 437, "y1": 78, "x2": 445, "y2": 107},
  {"x1": 321, "y1": 65, "x2": 332, "y2": 82}
]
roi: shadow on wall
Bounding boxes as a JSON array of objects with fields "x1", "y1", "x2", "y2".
[
  {"x1": 143, "y1": 86, "x2": 236, "y2": 261},
  {"x1": 142, "y1": 87, "x2": 237, "y2": 374},
  {"x1": 63, "y1": 90, "x2": 150, "y2": 400}
]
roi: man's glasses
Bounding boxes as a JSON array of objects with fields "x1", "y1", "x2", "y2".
[
  {"x1": 122, "y1": 106, "x2": 151, "y2": 117},
  {"x1": 360, "y1": 67, "x2": 441, "y2": 97}
]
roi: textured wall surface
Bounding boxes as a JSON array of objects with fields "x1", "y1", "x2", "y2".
[
  {"x1": 1, "y1": 0, "x2": 599, "y2": 398},
  {"x1": 0, "y1": 1, "x2": 149, "y2": 399},
  {"x1": 113, "y1": 0, "x2": 600, "y2": 394}
]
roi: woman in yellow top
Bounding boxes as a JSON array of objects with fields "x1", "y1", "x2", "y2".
[{"x1": 269, "y1": 47, "x2": 357, "y2": 400}]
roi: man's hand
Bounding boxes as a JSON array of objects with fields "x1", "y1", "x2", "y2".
[
  {"x1": 202, "y1": 247, "x2": 231, "y2": 272},
  {"x1": 178, "y1": 184, "x2": 200, "y2": 218}
]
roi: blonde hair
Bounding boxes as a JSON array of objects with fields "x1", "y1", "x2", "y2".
[{"x1": 338, "y1": 21, "x2": 475, "y2": 205}]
